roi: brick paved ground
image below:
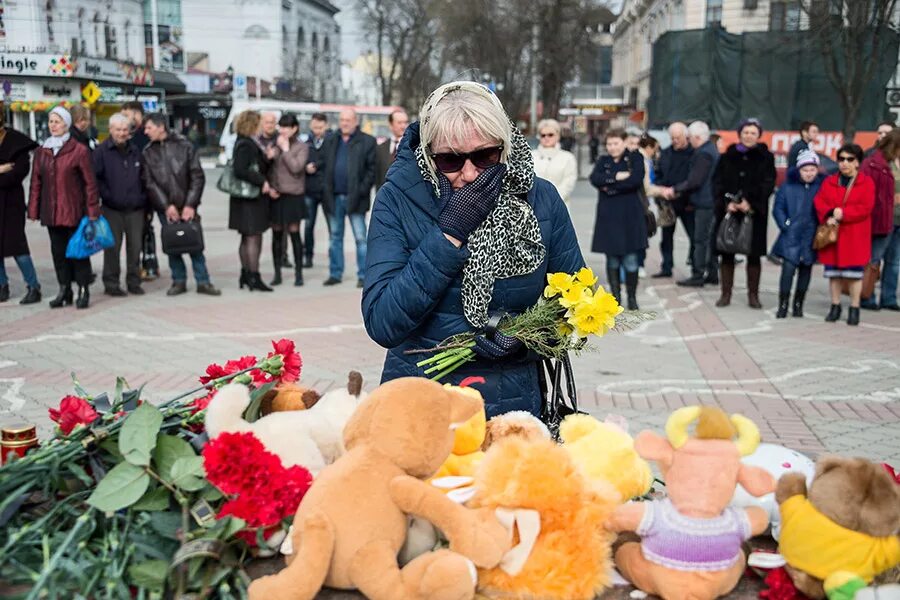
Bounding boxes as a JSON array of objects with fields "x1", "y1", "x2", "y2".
[
  {"x1": 2, "y1": 175, "x2": 899, "y2": 465},
  {"x1": 3, "y1": 174, "x2": 898, "y2": 598}
]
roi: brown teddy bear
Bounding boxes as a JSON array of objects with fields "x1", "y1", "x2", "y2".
[
  {"x1": 247, "y1": 377, "x2": 510, "y2": 600},
  {"x1": 776, "y1": 456, "x2": 900, "y2": 599}
]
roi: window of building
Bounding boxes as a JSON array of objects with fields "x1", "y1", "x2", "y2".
[
  {"x1": 93, "y1": 13, "x2": 101, "y2": 56},
  {"x1": 770, "y1": 1, "x2": 801, "y2": 31},
  {"x1": 45, "y1": 1, "x2": 55, "y2": 44},
  {"x1": 809, "y1": 0, "x2": 842, "y2": 29},
  {"x1": 706, "y1": 0, "x2": 723, "y2": 27},
  {"x1": 124, "y1": 19, "x2": 130, "y2": 58},
  {"x1": 104, "y1": 18, "x2": 117, "y2": 59}
]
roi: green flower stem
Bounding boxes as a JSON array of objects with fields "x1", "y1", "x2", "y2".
[
  {"x1": 430, "y1": 349, "x2": 475, "y2": 381},
  {"x1": 25, "y1": 511, "x2": 93, "y2": 600}
]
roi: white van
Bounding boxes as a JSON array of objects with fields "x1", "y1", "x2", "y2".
[{"x1": 218, "y1": 100, "x2": 401, "y2": 164}]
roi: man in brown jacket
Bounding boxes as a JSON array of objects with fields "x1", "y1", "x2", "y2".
[{"x1": 142, "y1": 113, "x2": 220, "y2": 296}]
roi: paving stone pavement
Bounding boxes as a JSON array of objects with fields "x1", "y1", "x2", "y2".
[{"x1": 2, "y1": 175, "x2": 899, "y2": 469}]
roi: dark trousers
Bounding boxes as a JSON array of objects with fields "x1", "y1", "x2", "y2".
[
  {"x1": 691, "y1": 207, "x2": 718, "y2": 278},
  {"x1": 659, "y1": 211, "x2": 695, "y2": 273},
  {"x1": 303, "y1": 194, "x2": 328, "y2": 261},
  {"x1": 48, "y1": 226, "x2": 91, "y2": 287},
  {"x1": 102, "y1": 206, "x2": 144, "y2": 289},
  {"x1": 779, "y1": 260, "x2": 812, "y2": 296}
]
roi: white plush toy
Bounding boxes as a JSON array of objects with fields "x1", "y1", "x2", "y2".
[
  {"x1": 730, "y1": 442, "x2": 816, "y2": 539},
  {"x1": 204, "y1": 372, "x2": 367, "y2": 474}
]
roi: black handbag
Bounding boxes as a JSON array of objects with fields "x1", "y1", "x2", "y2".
[
  {"x1": 716, "y1": 212, "x2": 754, "y2": 255},
  {"x1": 537, "y1": 353, "x2": 583, "y2": 439},
  {"x1": 141, "y1": 217, "x2": 159, "y2": 273},
  {"x1": 161, "y1": 220, "x2": 204, "y2": 255}
]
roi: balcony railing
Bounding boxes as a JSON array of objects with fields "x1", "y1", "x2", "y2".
[{"x1": 569, "y1": 84, "x2": 626, "y2": 106}]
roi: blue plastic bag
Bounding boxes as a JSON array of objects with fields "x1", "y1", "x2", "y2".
[{"x1": 65, "y1": 216, "x2": 115, "y2": 259}]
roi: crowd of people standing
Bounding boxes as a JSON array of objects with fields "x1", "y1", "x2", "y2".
[{"x1": 591, "y1": 117, "x2": 900, "y2": 326}]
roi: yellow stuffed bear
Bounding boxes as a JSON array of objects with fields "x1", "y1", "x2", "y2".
[
  {"x1": 559, "y1": 414, "x2": 654, "y2": 502},
  {"x1": 431, "y1": 379, "x2": 487, "y2": 479}
]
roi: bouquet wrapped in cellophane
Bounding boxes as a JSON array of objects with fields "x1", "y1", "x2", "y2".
[{"x1": 414, "y1": 267, "x2": 654, "y2": 380}]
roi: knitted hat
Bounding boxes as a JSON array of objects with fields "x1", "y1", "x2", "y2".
[
  {"x1": 796, "y1": 149, "x2": 820, "y2": 169},
  {"x1": 737, "y1": 117, "x2": 763, "y2": 135},
  {"x1": 49, "y1": 106, "x2": 72, "y2": 128}
]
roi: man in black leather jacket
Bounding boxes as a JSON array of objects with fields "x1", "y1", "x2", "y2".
[{"x1": 142, "y1": 113, "x2": 220, "y2": 297}]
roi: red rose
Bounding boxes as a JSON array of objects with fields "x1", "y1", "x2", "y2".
[
  {"x1": 268, "y1": 338, "x2": 302, "y2": 383},
  {"x1": 48, "y1": 395, "x2": 99, "y2": 435}
]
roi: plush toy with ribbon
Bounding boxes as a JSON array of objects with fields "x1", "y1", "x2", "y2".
[{"x1": 607, "y1": 405, "x2": 776, "y2": 600}]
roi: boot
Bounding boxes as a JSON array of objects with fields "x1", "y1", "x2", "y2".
[
  {"x1": 625, "y1": 271, "x2": 639, "y2": 311},
  {"x1": 825, "y1": 304, "x2": 842, "y2": 322},
  {"x1": 747, "y1": 263, "x2": 762, "y2": 309},
  {"x1": 49, "y1": 285, "x2": 73, "y2": 308},
  {"x1": 270, "y1": 232, "x2": 283, "y2": 286},
  {"x1": 20, "y1": 287, "x2": 41, "y2": 305},
  {"x1": 847, "y1": 306, "x2": 860, "y2": 326},
  {"x1": 290, "y1": 232, "x2": 304, "y2": 287},
  {"x1": 239, "y1": 268, "x2": 249, "y2": 289},
  {"x1": 776, "y1": 293, "x2": 790, "y2": 319},
  {"x1": 248, "y1": 272, "x2": 274, "y2": 292},
  {"x1": 75, "y1": 285, "x2": 90, "y2": 309},
  {"x1": 716, "y1": 262, "x2": 734, "y2": 307},
  {"x1": 792, "y1": 290, "x2": 806, "y2": 318},
  {"x1": 606, "y1": 265, "x2": 621, "y2": 306},
  {"x1": 0, "y1": 283, "x2": 8, "y2": 302}
]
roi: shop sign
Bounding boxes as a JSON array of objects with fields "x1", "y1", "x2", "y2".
[
  {"x1": 99, "y1": 85, "x2": 123, "y2": 102},
  {"x1": 23, "y1": 81, "x2": 77, "y2": 101},
  {"x1": 79, "y1": 58, "x2": 153, "y2": 85},
  {"x1": 0, "y1": 53, "x2": 76, "y2": 77},
  {"x1": 198, "y1": 106, "x2": 227, "y2": 120},
  {"x1": 1, "y1": 80, "x2": 26, "y2": 101},
  {"x1": 42, "y1": 84, "x2": 72, "y2": 97}
]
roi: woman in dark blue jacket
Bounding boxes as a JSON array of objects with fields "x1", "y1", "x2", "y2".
[
  {"x1": 362, "y1": 81, "x2": 584, "y2": 418},
  {"x1": 590, "y1": 128, "x2": 647, "y2": 310},
  {"x1": 771, "y1": 149, "x2": 824, "y2": 318}
]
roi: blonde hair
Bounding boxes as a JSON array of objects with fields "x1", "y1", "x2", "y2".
[
  {"x1": 537, "y1": 119, "x2": 560, "y2": 136},
  {"x1": 420, "y1": 86, "x2": 511, "y2": 178},
  {"x1": 235, "y1": 109, "x2": 261, "y2": 137}
]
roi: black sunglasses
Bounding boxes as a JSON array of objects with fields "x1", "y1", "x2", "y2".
[
  {"x1": 430, "y1": 145, "x2": 503, "y2": 173},
  {"x1": 540, "y1": 132, "x2": 557, "y2": 138},
  {"x1": 837, "y1": 156, "x2": 858, "y2": 163}
]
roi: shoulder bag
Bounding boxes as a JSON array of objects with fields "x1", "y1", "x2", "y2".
[
  {"x1": 216, "y1": 140, "x2": 263, "y2": 198},
  {"x1": 716, "y1": 211, "x2": 754, "y2": 255},
  {"x1": 813, "y1": 176, "x2": 855, "y2": 251},
  {"x1": 625, "y1": 153, "x2": 658, "y2": 238},
  {"x1": 537, "y1": 353, "x2": 583, "y2": 440}
]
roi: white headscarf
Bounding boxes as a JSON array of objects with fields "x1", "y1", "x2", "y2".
[{"x1": 42, "y1": 106, "x2": 72, "y2": 155}]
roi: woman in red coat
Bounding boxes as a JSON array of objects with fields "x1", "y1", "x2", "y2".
[
  {"x1": 28, "y1": 106, "x2": 100, "y2": 309},
  {"x1": 814, "y1": 143, "x2": 876, "y2": 326}
]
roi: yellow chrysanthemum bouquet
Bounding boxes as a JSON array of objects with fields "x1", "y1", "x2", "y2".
[{"x1": 414, "y1": 267, "x2": 652, "y2": 381}]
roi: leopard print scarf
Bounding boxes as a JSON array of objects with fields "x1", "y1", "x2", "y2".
[{"x1": 415, "y1": 83, "x2": 546, "y2": 328}]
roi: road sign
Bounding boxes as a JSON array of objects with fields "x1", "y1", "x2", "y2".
[
  {"x1": 232, "y1": 74, "x2": 248, "y2": 100},
  {"x1": 81, "y1": 81, "x2": 101, "y2": 104}
]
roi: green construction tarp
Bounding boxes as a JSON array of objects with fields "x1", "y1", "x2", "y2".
[{"x1": 648, "y1": 28, "x2": 899, "y2": 130}]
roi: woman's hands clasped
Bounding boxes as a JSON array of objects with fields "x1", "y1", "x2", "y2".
[{"x1": 438, "y1": 163, "x2": 506, "y2": 247}]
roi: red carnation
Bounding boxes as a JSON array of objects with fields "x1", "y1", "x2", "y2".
[
  {"x1": 883, "y1": 463, "x2": 900, "y2": 485},
  {"x1": 199, "y1": 362, "x2": 229, "y2": 385},
  {"x1": 203, "y1": 432, "x2": 270, "y2": 494},
  {"x1": 48, "y1": 395, "x2": 99, "y2": 435},
  {"x1": 268, "y1": 338, "x2": 302, "y2": 383}
]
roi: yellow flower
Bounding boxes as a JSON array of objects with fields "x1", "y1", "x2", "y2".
[
  {"x1": 574, "y1": 267, "x2": 598, "y2": 288},
  {"x1": 559, "y1": 284, "x2": 591, "y2": 308},
  {"x1": 566, "y1": 288, "x2": 623, "y2": 337},
  {"x1": 544, "y1": 272, "x2": 575, "y2": 299},
  {"x1": 558, "y1": 321, "x2": 574, "y2": 337}
]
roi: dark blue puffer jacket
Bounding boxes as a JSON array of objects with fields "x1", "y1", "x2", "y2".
[
  {"x1": 771, "y1": 168, "x2": 825, "y2": 266},
  {"x1": 361, "y1": 123, "x2": 585, "y2": 418}
]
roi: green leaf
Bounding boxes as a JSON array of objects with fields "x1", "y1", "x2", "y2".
[
  {"x1": 119, "y1": 403, "x2": 163, "y2": 466},
  {"x1": 70, "y1": 372, "x2": 89, "y2": 398},
  {"x1": 132, "y1": 486, "x2": 171, "y2": 511},
  {"x1": 216, "y1": 516, "x2": 246, "y2": 540},
  {"x1": 66, "y1": 462, "x2": 94, "y2": 486},
  {"x1": 152, "y1": 434, "x2": 196, "y2": 481},
  {"x1": 86, "y1": 462, "x2": 150, "y2": 512},
  {"x1": 114, "y1": 377, "x2": 125, "y2": 408},
  {"x1": 200, "y1": 485, "x2": 223, "y2": 502},
  {"x1": 242, "y1": 381, "x2": 277, "y2": 422},
  {"x1": 99, "y1": 438, "x2": 123, "y2": 460},
  {"x1": 127, "y1": 559, "x2": 168, "y2": 592},
  {"x1": 170, "y1": 456, "x2": 206, "y2": 492},
  {"x1": 149, "y1": 511, "x2": 183, "y2": 539}
]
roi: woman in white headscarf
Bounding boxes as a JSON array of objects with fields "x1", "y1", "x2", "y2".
[
  {"x1": 362, "y1": 82, "x2": 585, "y2": 418},
  {"x1": 28, "y1": 106, "x2": 100, "y2": 309}
]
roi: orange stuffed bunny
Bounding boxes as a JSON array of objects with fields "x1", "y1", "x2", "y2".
[
  {"x1": 607, "y1": 406, "x2": 776, "y2": 600},
  {"x1": 247, "y1": 377, "x2": 510, "y2": 600}
]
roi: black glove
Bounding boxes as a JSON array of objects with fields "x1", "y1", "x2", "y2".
[
  {"x1": 437, "y1": 163, "x2": 506, "y2": 243},
  {"x1": 472, "y1": 331, "x2": 522, "y2": 361}
]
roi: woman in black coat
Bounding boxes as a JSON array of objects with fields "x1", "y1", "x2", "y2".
[
  {"x1": 0, "y1": 121, "x2": 41, "y2": 304},
  {"x1": 713, "y1": 118, "x2": 776, "y2": 309},
  {"x1": 229, "y1": 110, "x2": 276, "y2": 291},
  {"x1": 590, "y1": 128, "x2": 647, "y2": 310}
]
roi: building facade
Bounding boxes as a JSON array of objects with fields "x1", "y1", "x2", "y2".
[
  {"x1": 612, "y1": 0, "x2": 818, "y2": 111},
  {"x1": 0, "y1": 0, "x2": 178, "y2": 141},
  {"x1": 181, "y1": 0, "x2": 343, "y2": 102}
]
